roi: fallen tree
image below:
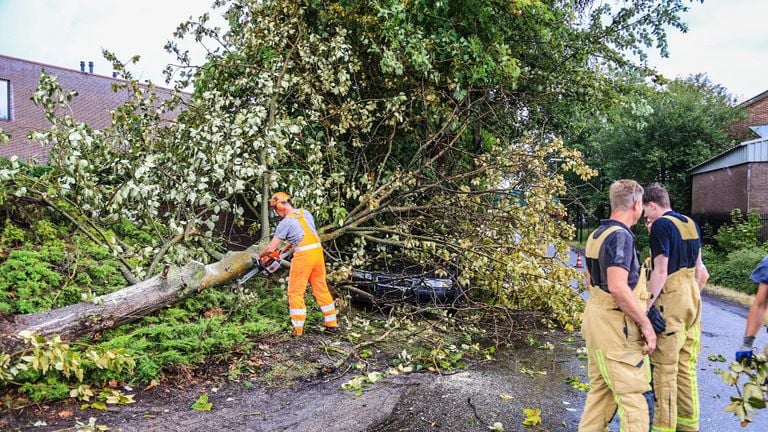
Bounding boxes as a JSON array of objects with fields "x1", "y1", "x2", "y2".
[
  {"x1": 0, "y1": 0, "x2": 697, "y2": 356},
  {"x1": 0, "y1": 246, "x2": 258, "y2": 353}
]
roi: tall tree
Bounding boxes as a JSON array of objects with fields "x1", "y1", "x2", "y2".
[{"x1": 576, "y1": 73, "x2": 745, "y2": 214}]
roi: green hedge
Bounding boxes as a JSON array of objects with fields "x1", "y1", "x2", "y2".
[{"x1": 707, "y1": 245, "x2": 766, "y2": 294}]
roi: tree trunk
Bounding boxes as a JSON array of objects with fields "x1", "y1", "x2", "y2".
[{"x1": 0, "y1": 245, "x2": 260, "y2": 354}]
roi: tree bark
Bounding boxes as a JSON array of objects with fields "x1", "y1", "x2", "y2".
[{"x1": 0, "y1": 245, "x2": 261, "y2": 354}]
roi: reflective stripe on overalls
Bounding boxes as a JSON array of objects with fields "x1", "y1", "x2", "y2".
[
  {"x1": 286, "y1": 209, "x2": 337, "y2": 336},
  {"x1": 579, "y1": 226, "x2": 654, "y2": 432},
  {"x1": 650, "y1": 215, "x2": 701, "y2": 432}
]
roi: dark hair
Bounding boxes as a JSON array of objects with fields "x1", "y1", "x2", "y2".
[{"x1": 642, "y1": 182, "x2": 670, "y2": 207}]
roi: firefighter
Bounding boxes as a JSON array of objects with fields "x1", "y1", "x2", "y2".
[
  {"x1": 579, "y1": 179, "x2": 656, "y2": 432},
  {"x1": 642, "y1": 183, "x2": 707, "y2": 432},
  {"x1": 258, "y1": 192, "x2": 339, "y2": 336},
  {"x1": 735, "y1": 256, "x2": 768, "y2": 362}
]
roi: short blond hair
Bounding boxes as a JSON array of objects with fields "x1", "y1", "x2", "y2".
[{"x1": 609, "y1": 179, "x2": 643, "y2": 211}]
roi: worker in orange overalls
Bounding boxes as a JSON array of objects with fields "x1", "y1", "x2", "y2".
[{"x1": 258, "y1": 192, "x2": 339, "y2": 336}]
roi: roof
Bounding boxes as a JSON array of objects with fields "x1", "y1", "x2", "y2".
[
  {"x1": 690, "y1": 137, "x2": 768, "y2": 175},
  {"x1": 0, "y1": 54, "x2": 186, "y2": 162},
  {"x1": 738, "y1": 89, "x2": 768, "y2": 108},
  {"x1": 0, "y1": 53, "x2": 179, "y2": 92}
]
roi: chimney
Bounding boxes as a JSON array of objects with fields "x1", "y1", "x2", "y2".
[
  {"x1": 80, "y1": 61, "x2": 85, "y2": 73},
  {"x1": 88, "y1": 61, "x2": 94, "y2": 74}
]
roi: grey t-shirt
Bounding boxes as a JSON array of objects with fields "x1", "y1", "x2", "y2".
[
  {"x1": 586, "y1": 220, "x2": 641, "y2": 292},
  {"x1": 274, "y1": 209, "x2": 319, "y2": 246}
]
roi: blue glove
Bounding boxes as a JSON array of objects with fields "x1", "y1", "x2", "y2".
[{"x1": 736, "y1": 349, "x2": 754, "y2": 365}]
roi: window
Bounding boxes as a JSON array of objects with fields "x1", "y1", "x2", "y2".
[{"x1": 0, "y1": 79, "x2": 9, "y2": 120}]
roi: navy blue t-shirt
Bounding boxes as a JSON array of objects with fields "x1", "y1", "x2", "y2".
[
  {"x1": 750, "y1": 256, "x2": 768, "y2": 284},
  {"x1": 587, "y1": 219, "x2": 641, "y2": 292},
  {"x1": 649, "y1": 211, "x2": 701, "y2": 274}
]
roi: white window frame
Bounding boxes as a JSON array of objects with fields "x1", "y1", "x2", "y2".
[{"x1": 0, "y1": 79, "x2": 9, "y2": 121}]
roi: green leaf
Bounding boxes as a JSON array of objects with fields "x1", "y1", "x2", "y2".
[
  {"x1": 191, "y1": 394, "x2": 213, "y2": 411},
  {"x1": 522, "y1": 408, "x2": 541, "y2": 426}
]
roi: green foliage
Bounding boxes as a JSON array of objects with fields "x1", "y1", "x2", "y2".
[
  {"x1": 1, "y1": 282, "x2": 288, "y2": 404},
  {"x1": 704, "y1": 210, "x2": 767, "y2": 293},
  {"x1": 340, "y1": 371, "x2": 383, "y2": 396},
  {"x1": 96, "y1": 284, "x2": 286, "y2": 383},
  {"x1": 0, "y1": 249, "x2": 64, "y2": 313},
  {"x1": 33, "y1": 219, "x2": 62, "y2": 241},
  {"x1": 722, "y1": 353, "x2": 768, "y2": 426},
  {"x1": 564, "y1": 375, "x2": 590, "y2": 392},
  {"x1": 576, "y1": 74, "x2": 745, "y2": 214},
  {"x1": 18, "y1": 375, "x2": 70, "y2": 402},
  {"x1": 1, "y1": 218, "x2": 26, "y2": 247},
  {"x1": 191, "y1": 393, "x2": 213, "y2": 411},
  {"x1": 0, "y1": 219, "x2": 127, "y2": 314},
  {"x1": 522, "y1": 407, "x2": 542, "y2": 426},
  {"x1": 714, "y1": 210, "x2": 762, "y2": 252},
  {"x1": 708, "y1": 246, "x2": 765, "y2": 294},
  {"x1": 0, "y1": 332, "x2": 136, "y2": 404}
]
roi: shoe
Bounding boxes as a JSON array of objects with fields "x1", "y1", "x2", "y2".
[{"x1": 324, "y1": 326, "x2": 341, "y2": 334}]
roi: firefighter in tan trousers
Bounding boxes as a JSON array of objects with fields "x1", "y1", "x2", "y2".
[
  {"x1": 258, "y1": 192, "x2": 339, "y2": 336},
  {"x1": 642, "y1": 183, "x2": 707, "y2": 432},
  {"x1": 579, "y1": 179, "x2": 656, "y2": 432}
]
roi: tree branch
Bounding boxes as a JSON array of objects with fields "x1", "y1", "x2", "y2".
[{"x1": 36, "y1": 192, "x2": 139, "y2": 284}]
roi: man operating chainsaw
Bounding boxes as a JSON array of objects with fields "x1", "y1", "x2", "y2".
[{"x1": 257, "y1": 192, "x2": 339, "y2": 336}]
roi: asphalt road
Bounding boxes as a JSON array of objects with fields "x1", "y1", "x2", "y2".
[{"x1": 565, "y1": 247, "x2": 768, "y2": 429}]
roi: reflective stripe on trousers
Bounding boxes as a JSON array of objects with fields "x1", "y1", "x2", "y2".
[
  {"x1": 287, "y1": 247, "x2": 337, "y2": 335},
  {"x1": 286, "y1": 209, "x2": 337, "y2": 335},
  {"x1": 579, "y1": 286, "x2": 653, "y2": 432},
  {"x1": 650, "y1": 268, "x2": 701, "y2": 432}
]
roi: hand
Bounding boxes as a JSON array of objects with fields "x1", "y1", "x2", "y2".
[
  {"x1": 736, "y1": 348, "x2": 754, "y2": 365},
  {"x1": 641, "y1": 323, "x2": 656, "y2": 355}
]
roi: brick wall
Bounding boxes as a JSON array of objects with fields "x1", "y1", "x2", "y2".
[
  {"x1": 731, "y1": 95, "x2": 768, "y2": 138},
  {"x1": 747, "y1": 163, "x2": 768, "y2": 213},
  {"x1": 0, "y1": 54, "x2": 177, "y2": 163},
  {"x1": 691, "y1": 164, "x2": 749, "y2": 214}
]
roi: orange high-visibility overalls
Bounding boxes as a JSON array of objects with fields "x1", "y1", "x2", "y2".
[
  {"x1": 650, "y1": 215, "x2": 701, "y2": 432},
  {"x1": 286, "y1": 209, "x2": 338, "y2": 336},
  {"x1": 579, "y1": 225, "x2": 653, "y2": 432}
]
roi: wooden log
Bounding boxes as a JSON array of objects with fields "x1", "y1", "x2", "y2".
[{"x1": 0, "y1": 245, "x2": 260, "y2": 354}]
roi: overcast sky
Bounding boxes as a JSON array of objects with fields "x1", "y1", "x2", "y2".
[
  {"x1": 0, "y1": 0, "x2": 766, "y2": 101},
  {"x1": 0, "y1": 0, "x2": 217, "y2": 87}
]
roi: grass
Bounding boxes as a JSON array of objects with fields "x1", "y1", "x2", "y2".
[
  {"x1": 705, "y1": 283, "x2": 755, "y2": 307},
  {"x1": 261, "y1": 360, "x2": 318, "y2": 387}
]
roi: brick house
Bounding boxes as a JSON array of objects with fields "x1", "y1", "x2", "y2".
[
  {"x1": 730, "y1": 90, "x2": 768, "y2": 139},
  {"x1": 691, "y1": 90, "x2": 768, "y2": 237},
  {"x1": 0, "y1": 54, "x2": 177, "y2": 163}
]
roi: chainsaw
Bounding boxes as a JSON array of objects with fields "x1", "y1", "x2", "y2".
[{"x1": 235, "y1": 249, "x2": 293, "y2": 288}]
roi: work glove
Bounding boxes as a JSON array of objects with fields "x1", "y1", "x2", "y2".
[
  {"x1": 735, "y1": 347, "x2": 755, "y2": 365},
  {"x1": 646, "y1": 306, "x2": 666, "y2": 334},
  {"x1": 736, "y1": 336, "x2": 756, "y2": 365}
]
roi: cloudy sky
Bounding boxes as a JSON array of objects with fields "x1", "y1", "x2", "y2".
[
  {"x1": 644, "y1": 0, "x2": 768, "y2": 102},
  {"x1": 0, "y1": 0, "x2": 766, "y2": 101},
  {"x1": 0, "y1": 0, "x2": 217, "y2": 87}
]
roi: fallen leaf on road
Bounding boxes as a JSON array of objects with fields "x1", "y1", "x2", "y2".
[{"x1": 143, "y1": 379, "x2": 159, "y2": 391}]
